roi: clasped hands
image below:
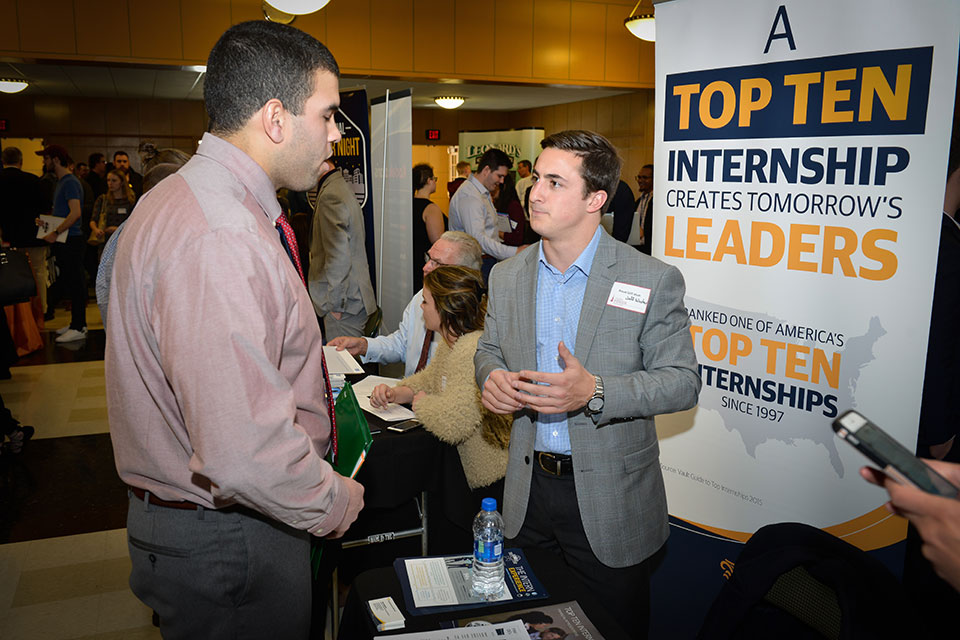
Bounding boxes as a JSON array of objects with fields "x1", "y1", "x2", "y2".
[
  {"x1": 481, "y1": 341, "x2": 595, "y2": 416},
  {"x1": 370, "y1": 384, "x2": 425, "y2": 409}
]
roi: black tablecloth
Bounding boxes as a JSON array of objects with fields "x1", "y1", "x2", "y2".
[{"x1": 337, "y1": 547, "x2": 631, "y2": 640}]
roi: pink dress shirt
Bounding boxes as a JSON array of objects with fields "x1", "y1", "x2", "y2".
[{"x1": 106, "y1": 133, "x2": 349, "y2": 535}]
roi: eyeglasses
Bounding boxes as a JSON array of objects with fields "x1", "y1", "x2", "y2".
[{"x1": 424, "y1": 252, "x2": 446, "y2": 268}]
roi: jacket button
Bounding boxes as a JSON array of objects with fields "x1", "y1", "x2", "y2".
[{"x1": 524, "y1": 455, "x2": 530, "y2": 464}]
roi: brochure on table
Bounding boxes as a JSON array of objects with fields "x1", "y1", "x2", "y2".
[
  {"x1": 394, "y1": 550, "x2": 548, "y2": 616},
  {"x1": 375, "y1": 619, "x2": 528, "y2": 640},
  {"x1": 451, "y1": 600, "x2": 606, "y2": 639}
]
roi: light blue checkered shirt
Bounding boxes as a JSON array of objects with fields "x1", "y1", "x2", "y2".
[{"x1": 534, "y1": 226, "x2": 603, "y2": 454}]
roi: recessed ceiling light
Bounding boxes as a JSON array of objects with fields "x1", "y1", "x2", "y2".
[
  {"x1": 0, "y1": 78, "x2": 29, "y2": 94},
  {"x1": 434, "y1": 96, "x2": 465, "y2": 109}
]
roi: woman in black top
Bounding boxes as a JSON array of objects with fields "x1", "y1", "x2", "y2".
[{"x1": 412, "y1": 163, "x2": 447, "y2": 291}]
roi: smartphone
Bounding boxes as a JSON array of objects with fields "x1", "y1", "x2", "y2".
[
  {"x1": 387, "y1": 419, "x2": 422, "y2": 433},
  {"x1": 832, "y1": 409, "x2": 959, "y2": 498}
]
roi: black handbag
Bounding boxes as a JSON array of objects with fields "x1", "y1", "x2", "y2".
[{"x1": 0, "y1": 248, "x2": 38, "y2": 306}]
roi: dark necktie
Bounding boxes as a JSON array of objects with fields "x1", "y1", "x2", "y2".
[
  {"x1": 276, "y1": 215, "x2": 338, "y2": 463},
  {"x1": 415, "y1": 330, "x2": 433, "y2": 373}
]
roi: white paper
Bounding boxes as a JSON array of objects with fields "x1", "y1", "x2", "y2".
[
  {"x1": 36, "y1": 215, "x2": 68, "y2": 243},
  {"x1": 351, "y1": 375, "x2": 418, "y2": 422},
  {"x1": 322, "y1": 346, "x2": 365, "y2": 374},
  {"x1": 496, "y1": 212, "x2": 513, "y2": 233},
  {"x1": 374, "y1": 620, "x2": 530, "y2": 640},
  {"x1": 404, "y1": 556, "x2": 510, "y2": 609},
  {"x1": 375, "y1": 620, "x2": 527, "y2": 640}
]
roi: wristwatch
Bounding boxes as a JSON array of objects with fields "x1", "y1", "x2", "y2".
[{"x1": 585, "y1": 375, "x2": 604, "y2": 416}]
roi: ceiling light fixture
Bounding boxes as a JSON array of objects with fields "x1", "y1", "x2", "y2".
[
  {"x1": 263, "y1": 0, "x2": 331, "y2": 15},
  {"x1": 624, "y1": 0, "x2": 655, "y2": 42},
  {"x1": 434, "y1": 96, "x2": 465, "y2": 109},
  {"x1": 0, "y1": 78, "x2": 29, "y2": 94}
]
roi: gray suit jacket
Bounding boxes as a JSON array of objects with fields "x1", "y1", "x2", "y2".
[
  {"x1": 475, "y1": 230, "x2": 700, "y2": 567},
  {"x1": 307, "y1": 171, "x2": 376, "y2": 318}
]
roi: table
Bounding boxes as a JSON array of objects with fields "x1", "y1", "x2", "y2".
[{"x1": 337, "y1": 547, "x2": 631, "y2": 640}]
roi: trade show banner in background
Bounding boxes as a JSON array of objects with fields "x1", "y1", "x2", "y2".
[
  {"x1": 650, "y1": 0, "x2": 960, "y2": 633},
  {"x1": 334, "y1": 89, "x2": 375, "y2": 287},
  {"x1": 371, "y1": 90, "x2": 413, "y2": 334},
  {"x1": 458, "y1": 129, "x2": 544, "y2": 169}
]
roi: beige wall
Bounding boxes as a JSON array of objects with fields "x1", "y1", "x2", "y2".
[{"x1": 0, "y1": 0, "x2": 654, "y2": 89}]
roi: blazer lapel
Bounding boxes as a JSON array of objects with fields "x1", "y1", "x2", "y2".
[
  {"x1": 517, "y1": 247, "x2": 540, "y2": 371},
  {"x1": 574, "y1": 233, "x2": 617, "y2": 363}
]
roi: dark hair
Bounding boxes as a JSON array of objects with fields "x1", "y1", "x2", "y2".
[
  {"x1": 1, "y1": 147, "x2": 22, "y2": 166},
  {"x1": 204, "y1": 21, "x2": 340, "y2": 136},
  {"x1": 495, "y1": 173, "x2": 520, "y2": 210},
  {"x1": 506, "y1": 612, "x2": 553, "y2": 625},
  {"x1": 141, "y1": 147, "x2": 192, "y2": 174},
  {"x1": 424, "y1": 265, "x2": 486, "y2": 339},
  {"x1": 641, "y1": 163, "x2": 654, "y2": 176},
  {"x1": 113, "y1": 150, "x2": 129, "y2": 161},
  {"x1": 412, "y1": 163, "x2": 435, "y2": 191},
  {"x1": 541, "y1": 130, "x2": 621, "y2": 199},
  {"x1": 88, "y1": 152, "x2": 105, "y2": 166},
  {"x1": 477, "y1": 148, "x2": 512, "y2": 173},
  {"x1": 518, "y1": 159, "x2": 532, "y2": 171}
]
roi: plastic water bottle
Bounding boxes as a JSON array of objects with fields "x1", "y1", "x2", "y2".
[{"x1": 471, "y1": 497, "x2": 504, "y2": 599}]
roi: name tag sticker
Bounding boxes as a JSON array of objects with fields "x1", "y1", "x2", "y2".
[
  {"x1": 607, "y1": 282, "x2": 651, "y2": 314},
  {"x1": 117, "y1": 207, "x2": 127, "y2": 215}
]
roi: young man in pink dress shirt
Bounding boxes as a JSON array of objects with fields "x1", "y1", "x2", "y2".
[{"x1": 105, "y1": 21, "x2": 364, "y2": 638}]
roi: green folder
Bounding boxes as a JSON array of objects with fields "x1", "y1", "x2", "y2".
[
  {"x1": 312, "y1": 381, "x2": 373, "y2": 578},
  {"x1": 325, "y1": 381, "x2": 373, "y2": 478}
]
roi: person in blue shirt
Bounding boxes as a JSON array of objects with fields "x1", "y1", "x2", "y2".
[{"x1": 37, "y1": 144, "x2": 87, "y2": 342}]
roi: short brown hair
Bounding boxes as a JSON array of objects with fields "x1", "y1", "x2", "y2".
[
  {"x1": 540, "y1": 130, "x2": 621, "y2": 200},
  {"x1": 424, "y1": 265, "x2": 486, "y2": 339}
]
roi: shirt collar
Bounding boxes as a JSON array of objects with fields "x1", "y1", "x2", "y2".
[
  {"x1": 538, "y1": 225, "x2": 603, "y2": 279},
  {"x1": 196, "y1": 132, "x2": 283, "y2": 224},
  {"x1": 468, "y1": 174, "x2": 490, "y2": 197}
]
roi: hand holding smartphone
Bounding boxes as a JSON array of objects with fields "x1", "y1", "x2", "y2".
[{"x1": 832, "y1": 409, "x2": 959, "y2": 499}]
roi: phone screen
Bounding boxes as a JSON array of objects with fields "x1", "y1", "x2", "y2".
[{"x1": 855, "y1": 424, "x2": 958, "y2": 497}]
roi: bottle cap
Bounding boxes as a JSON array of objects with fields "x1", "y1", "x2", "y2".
[{"x1": 481, "y1": 497, "x2": 497, "y2": 512}]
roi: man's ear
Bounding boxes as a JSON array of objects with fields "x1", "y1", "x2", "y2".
[
  {"x1": 586, "y1": 190, "x2": 608, "y2": 214},
  {"x1": 261, "y1": 99, "x2": 286, "y2": 144}
]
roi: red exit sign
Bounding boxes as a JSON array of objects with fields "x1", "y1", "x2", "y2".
[{"x1": 425, "y1": 128, "x2": 440, "y2": 141}]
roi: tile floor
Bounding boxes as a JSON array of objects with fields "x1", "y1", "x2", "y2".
[{"x1": 0, "y1": 302, "x2": 338, "y2": 639}]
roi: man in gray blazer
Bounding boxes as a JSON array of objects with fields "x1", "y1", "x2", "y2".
[
  {"x1": 476, "y1": 130, "x2": 700, "y2": 637},
  {"x1": 308, "y1": 161, "x2": 377, "y2": 338}
]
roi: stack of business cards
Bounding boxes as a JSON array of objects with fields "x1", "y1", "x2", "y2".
[{"x1": 368, "y1": 596, "x2": 405, "y2": 632}]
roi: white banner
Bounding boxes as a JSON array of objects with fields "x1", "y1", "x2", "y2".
[
  {"x1": 458, "y1": 129, "x2": 544, "y2": 169},
  {"x1": 654, "y1": 0, "x2": 960, "y2": 550},
  {"x1": 371, "y1": 90, "x2": 413, "y2": 333}
]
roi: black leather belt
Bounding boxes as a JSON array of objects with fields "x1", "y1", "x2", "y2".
[
  {"x1": 129, "y1": 486, "x2": 201, "y2": 511},
  {"x1": 536, "y1": 451, "x2": 574, "y2": 476}
]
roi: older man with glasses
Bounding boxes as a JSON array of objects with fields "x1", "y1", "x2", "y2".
[{"x1": 328, "y1": 231, "x2": 481, "y2": 376}]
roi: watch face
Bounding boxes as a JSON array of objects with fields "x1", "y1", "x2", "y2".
[{"x1": 588, "y1": 397, "x2": 604, "y2": 412}]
